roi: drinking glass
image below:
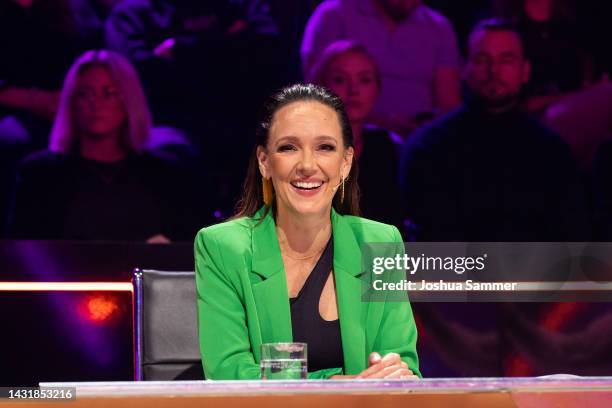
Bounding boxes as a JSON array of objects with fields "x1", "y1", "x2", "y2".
[{"x1": 260, "y1": 342, "x2": 307, "y2": 380}]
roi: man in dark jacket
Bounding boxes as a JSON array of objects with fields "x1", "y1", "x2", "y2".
[{"x1": 400, "y1": 18, "x2": 590, "y2": 242}]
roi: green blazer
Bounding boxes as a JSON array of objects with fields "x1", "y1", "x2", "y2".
[{"x1": 195, "y1": 207, "x2": 420, "y2": 380}]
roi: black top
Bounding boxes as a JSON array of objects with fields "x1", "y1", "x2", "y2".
[
  {"x1": 399, "y1": 103, "x2": 591, "y2": 241},
  {"x1": 290, "y1": 238, "x2": 344, "y2": 373}
]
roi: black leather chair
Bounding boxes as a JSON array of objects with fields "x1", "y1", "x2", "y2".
[{"x1": 132, "y1": 269, "x2": 204, "y2": 380}]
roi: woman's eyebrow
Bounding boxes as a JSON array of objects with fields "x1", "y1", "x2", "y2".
[
  {"x1": 274, "y1": 136, "x2": 300, "y2": 145},
  {"x1": 315, "y1": 135, "x2": 337, "y2": 142},
  {"x1": 274, "y1": 135, "x2": 337, "y2": 144}
]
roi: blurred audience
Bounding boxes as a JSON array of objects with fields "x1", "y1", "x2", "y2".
[
  {"x1": 8, "y1": 50, "x2": 205, "y2": 241},
  {"x1": 0, "y1": 0, "x2": 81, "y2": 235},
  {"x1": 399, "y1": 18, "x2": 590, "y2": 241},
  {"x1": 71, "y1": 0, "x2": 123, "y2": 49},
  {"x1": 0, "y1": 0, "x2": 121, "y2": 146},
  {"x1": 496, "y1": 0, "x2": 612, "y2": 170},
  {"x1": 308, "y1": 40, "x2": 403, "y2": 229},
  {"x1": 0, "y1": 0, "x2": 109, "y2": 145},
  {"x1": 0, "y1": 0, "x2": 609, "y2": 241},
  {"x1": 301, "y1": 0, "x2": 462, "y2": 137},
  {"x1": 577, "y1": 1, "x2": 612, "y2": 78},
  {"x1": 266, "y1": 0, "x2": 326, "y2": 85},
  {"x1": 106, "y1": 0, "x2": 282, "y2": 214},
  {"x1": 106, "y1": 0, "x2": 279, "y2": 130},
  {"x1": 426, "y1": 0, "x2": 493, "y2": 48},
  {"x1": 496, "y1": 0, "x2": 589, "y2": 105}
]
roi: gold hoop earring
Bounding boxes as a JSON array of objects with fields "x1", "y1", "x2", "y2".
[{"x1": 262, "y1": 177, "x2": 273, "y2": 206}]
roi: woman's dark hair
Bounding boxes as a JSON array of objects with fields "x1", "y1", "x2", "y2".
[{"x1": 233, "y1": 83, "x2": 360, "y2": 219}]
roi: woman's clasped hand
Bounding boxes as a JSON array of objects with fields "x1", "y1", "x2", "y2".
[{"x1": 332, "y1": 352, "x2": 417, "y2": 380}]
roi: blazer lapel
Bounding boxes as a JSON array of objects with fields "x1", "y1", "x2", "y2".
[
  {"x1": 250, "y1": 208, "x2": 293, "y2": 345},
  {"x1": 332, "y1": 209, "x2": 367, "y2": 374}
]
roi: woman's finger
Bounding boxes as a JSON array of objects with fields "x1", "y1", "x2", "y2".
[
  {"x1": 356, "y1": 361, "x2": 395, "y2": 378},
  {"x1": 382, "y1": 367, "x2": 417, "y2": 380},
  {"x1": 368, "y1": 352, "x2": 382, "y2": 366},
  {"x1": 357, "y1": 354, "x2": 400, "y2": 378},
  {"x1": 383, "y1": 367, "x2": 412, "y2": 379},
  {"x1": 356, "y1": 353, "x2": 407, "y2": 379},
  {"x1": 380, "y1": 352, "x2": 401, "y2": 366},
  {"x1": 398, "y1": 362, "x2": 413, "y2": 375},
  {"x1": 362, "y1": 364, "x2": 406, "y2": 379},
  {"x1": 356, "y1": 363, "x2": 384, "y2": 378}
]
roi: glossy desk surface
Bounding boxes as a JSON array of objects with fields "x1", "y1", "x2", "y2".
[{"x1": 2, "y1": 377, "x2": 611, "y2": 407}]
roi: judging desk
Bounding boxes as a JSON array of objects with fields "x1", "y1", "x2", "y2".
[{"x1": 2, "y1": 378, "x2": 611, "y2": 407}]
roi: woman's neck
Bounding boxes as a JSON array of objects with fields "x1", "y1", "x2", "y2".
[
  {"x1": 275, "y1": 207, "x2": 332, "y2": 257},
  {"x1": 79, "y1": 132, "x2": 127, "y2": 163},
  {"x1": 351, "y1": 121, "x2": 364, "y2": 159}
]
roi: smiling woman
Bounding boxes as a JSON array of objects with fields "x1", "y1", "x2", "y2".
[
  {"x1": 235, "y1": 84, "x2": 360, "y2": 219},
  {"x1": 256, "y1": 99, "x2": 353, "y2": 219},
  {"x1": 195, "y1": 84, "x2": 420, "y2": 380}
]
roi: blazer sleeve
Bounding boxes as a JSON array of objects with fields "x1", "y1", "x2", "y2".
[
  {"x1": 307, "y1": 367, "x2": 343, "y2": 379},
  {"x1": 195, "y1": 229, "x2": 261, "y2": 379},
  {"x1": 372, "y1": 226, "x2": 422, "y2": 378}
]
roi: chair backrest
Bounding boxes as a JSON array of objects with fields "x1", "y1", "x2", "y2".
[{"x1": 132, "y1": 269, "x2": 204, "y2": 380}]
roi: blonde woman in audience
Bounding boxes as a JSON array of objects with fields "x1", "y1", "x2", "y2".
[{"x1": 10, "y1": 50, "x2": 199, "y2": 241}]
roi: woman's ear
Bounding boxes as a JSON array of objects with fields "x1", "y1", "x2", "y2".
[
  {"x1": 342, "y1": 146, "x2": 354, "y2": 179},
  {"x1": 256, "y1": 145, "x2": 270, "y2": 179}
]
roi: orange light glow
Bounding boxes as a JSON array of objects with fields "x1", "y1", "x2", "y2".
[
  {"x1": 85, "y1": 295, "x2": 120, "y2": 322},
  {"x1": 0, "y1": 282, "x2": 133, "y2": 292}
]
